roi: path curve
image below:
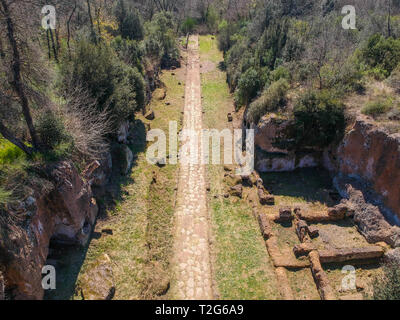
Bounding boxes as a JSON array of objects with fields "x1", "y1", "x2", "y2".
[{"x1": 171, "y1": 35, "x2": 214, "y2": 300}]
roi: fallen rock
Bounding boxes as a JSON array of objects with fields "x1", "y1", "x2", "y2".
[
  {"x1": 384, "y1": 248, "x2": 400, "y2": 266},
  {"x1": 296, "y1": 220, "x2": 309, "y2": 243},
  {"x1": 79, "y1": 254, "x2": 115, "y2": 300},
  {"x1": 278, "y1": 207, "x2": 293, "y2": 222},
  {"x1": 258, "y1": 188, "x2": 274, "y2": 205},
  {"x1": 258, "y1": 213, "x2": 273, "y2": 239},
  {"x1": 293, "y1": 243, "x2": 316, "y2": 257},
  {"x1": 308, "y1": 225, "x2": 319, "y2": 238},
  {"x1": 229, "y1": 185, "x2": 243, "y2": 198},
  {"x1": 145, "y1": 110, "x2": 155, "y2": 120},
  {"x1": 227, "y1": 113, "x2": 233, "y2": 122}
]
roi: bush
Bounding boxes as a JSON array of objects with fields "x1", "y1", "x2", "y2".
[
  {"x1": 144, "y1": 12, "x2": 179, "y2": 68},
  {"x1": 247, "y1": 79, "x2": 290, "y2": 124},
  {"x1": 181, "y1": 18, "x2": 196, "y2": 34},
  {"x1": 114, "y1": 0, "x2": 144, "y2": 41},
  {"x1": 36, "y1": 111, "x2": 69, "y2": 150},
  {"x1": 362, "y1": 98, "x2": 392, "y2": 117},
  {"x1": 234, "y1": 67, "x2": 261, "y2": 107},
  {"x1": 270, "y1": 66, "x2": 290, "y2": 82},
  {"x1": 361, "y1": 34, "x2": 400, "y2": 78},
  {"x1": 218, "y1": 20, "x2": 237, "y2": 53},
  {"x1": 373, "y1": 262, "x2": 400, "y2": 300},
  {"x1": 293, "y1": 90, "x2": 345, "y2": 148}
]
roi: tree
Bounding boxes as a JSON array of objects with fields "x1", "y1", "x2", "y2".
[{"x1": 0, "y1": 0, "x2": 42, "y2": 153}]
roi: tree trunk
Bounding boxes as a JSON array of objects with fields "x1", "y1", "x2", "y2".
[
  {"x1": 49, "y1": 28, "x2": 58, "y2": 63},
  {"x1": 67, "y1": 1, "x2": 77, "y2": 61},
  {"x1": 0, "y1": 120, "x2": 33, "y2": 155},
  {"x1": 0, "y1": 0, "x2": 41, "y2": 150}
]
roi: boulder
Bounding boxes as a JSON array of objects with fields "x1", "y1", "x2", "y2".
[
  {"x1": 227, "y1": 113, "x2": 233, "y2": 122},
  {"x1": 79, "y1": 254, "x2": 115, "y2": 300},
  {"x1": 308, "y1": 225, "x2": 319, "y2": 238},
  {"x1": 258, "y1": 188, "x2": 274, "y2": 205},
  {"x1": 278, "y1": 207, "x2": 293, "y2": 222},
  {"x1": 257, "y1": 213, "x2": 273, "y2": 239},
  {"x1": 384, "y1": 248, "x2": 400, "y2": 266},
  {"x1": 293, "y1": 243, "x2": 316, "y2": 257},
  {"x1": 229, "y1": 185, "x2": 243, "y2": 198},
  {"x1": 296, "y1": 220, "x2": 309, "y2": 242}
]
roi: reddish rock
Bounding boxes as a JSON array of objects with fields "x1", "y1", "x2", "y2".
[
  {"x1": 308, "y1": 226, "x2": 319, "y2": 238},
  {"x1": 296, "y1": 220, "x2": 309, "y2": 242},
  {"x1": 257, "y1": 213, "x2": 273, "y2": 239},
  {"x1": 229, "y1": 185, "x2": 243, "y2": 198},
  {"x1": 293, "y1": 243, "x2": 316, "y2": 257},
  {"x1": 258, "y1": 188, "x2": 274, "y2": 205},
  {"x1": 318, "y1": 246, "x2": 384, "y2": 263},
  {"x1": 337, "y1": 117, "x2": 400, "y2": 220},
  {"x1": 0, "y1": 161, "x2": 99, "y2": 300},
  {"x1": 278, "y1": 207, "x2": 293, "y2": 222}
]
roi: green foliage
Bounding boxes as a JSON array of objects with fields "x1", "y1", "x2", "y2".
[
  {"x1": 114, "y1": 0, "x2": 144, "y2": 41},
  {"x1": 361, "y1": 34, "x2": 400, "y2": 78},
  {"x1": 247, "y1": 79, "x2": 290, "y2": 124},
  {"x1": 206, "y1": 5, "x2": 219, "y2": 33},
  {"x1": 387, "y1": 64, "x2": 400, "y2": 93},
  {"x1": 293, "y1": 90, "x2": 345, "y2": 148},
  {"x1": 0, "y1": 187, "x2": 11, "y2": 205},
  {"x1": 144, "y1": 12, "x2": 179, "y2": 68},
  {"x1": 217, "y1": 20, "x2": 237, "y2": 53},
  {"x1": 181, "y1": 17, "x2": 196, "y2": 34},
  {"x1": 373, "y1": 262, "x2": 400, "y2": 300},
  {"x1": 234, "y1": 67, "x2": 261, "y2": 108},
  {"x1": 362, "y1": 98, "x2": 393, "y2": 117},
  {"x1": 112, "y1": 36, "x2": 144, "y2": 73},
  {"x1": 36, "y1": 111, "x2": 69, "y2": 150},
  {"x1": 270, "y1": 65, "x2": 290, "y2": 82},
  {"x1": 0, "y1": 137, "x2": 26, "y2": 165}
]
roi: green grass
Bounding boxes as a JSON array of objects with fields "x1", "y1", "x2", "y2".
[
  {"x1": 0, "y1": 187, "x2": 11, "y2": 205},
  {"x1": 200, "y1": 35, "x2": 280, "y2": 299},
  {"x1": 0, "y1": 137, "x2": 26, "y2": 165}
]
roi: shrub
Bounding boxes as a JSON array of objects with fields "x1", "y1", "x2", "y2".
[
  {"x1": 361, "y1": 34, "x2": 400, "y2": 78},
  {"x1": 218, "y1": 20, "x2": 237, "y2": 53},
  {"x1": 234, "y1": 67, "x2": 261, "y2": 107},
  {"x1": 114, "y1": 0, "x2": 144, "y2": 41},
  {"x1": 293, "y1": 90, "x2": 345, "y2": 148},
  {"x1": 362, "y1": 98, "x2": 392, "y2": 117},
  {"x1": 270, "y1": 66, "x2": 290, "y2": 82},
  {"x1": 373, "y1": 262, "x2": 400, "y2": 300},
  {"x1": 247, "y1": 79, "x2": 289, "y2": 124},
  {"x1": 144, "y1": 12, "x2": 179, "y2": 68},
  {"x1": 36, "y1": 111, "x2": 69, "y2": 150},
  {"x1": 181, "y1": 18, "x2": 196, "y2": 34}
]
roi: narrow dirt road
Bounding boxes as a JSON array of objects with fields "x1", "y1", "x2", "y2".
[{"x1": 170, "y1": 35, "x2": 214, "y2": 300}]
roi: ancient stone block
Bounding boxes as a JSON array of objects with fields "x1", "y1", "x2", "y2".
[
  {"x1": 309, "y1": 251, "x2": 336, "y2": 300},
  {"x1": 279, "y1": 207, "x2": 293, "y2": 222},
  {"x1": 229, "y1": 185, "x2": 243, "y2": 198},
  {"x1": 258, "y1": 213, "x2": 273, "y2": 239},
  {"x1": 227, "y1": 113, "x2": 233, "y2": 122},
  {"x1": 293, "y1": 243, "x2": 316, "y2": 257},
  {"x1": 308, "y1": 225, "x2": 319, "y2": 238},
  {"x1": 296, "y1": 220, "x2": 309, "y2": 242},
  {"x1": 318, "y1": 246, "x2": 384, "y2": 263}
]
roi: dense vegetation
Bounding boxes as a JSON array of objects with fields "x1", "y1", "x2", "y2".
[{"x1": 219, "y1": 0, "x2": 400, "y2": 147}]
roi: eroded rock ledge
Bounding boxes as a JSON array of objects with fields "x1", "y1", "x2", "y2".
[{"x1": 0, "y1": 161, "x2": 107, "y2": 299}]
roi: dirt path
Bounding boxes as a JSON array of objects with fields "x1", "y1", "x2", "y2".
[{"x1": 170, "y1": 35, "x2": 214, "y2": 300}]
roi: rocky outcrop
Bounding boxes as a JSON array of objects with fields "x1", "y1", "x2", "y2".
[
  {"x1": 0, "y1": 161, "x2": 99, "y2": 300},
  {"x1": 337, "y1": 116, "x2": 400, "y2": 221},
  {"x1": 334, "y1": 175, "x2": 400, "y2": 247},
  {"x1": 252, "y1": 114, "x2": 319, "y2": 172}
]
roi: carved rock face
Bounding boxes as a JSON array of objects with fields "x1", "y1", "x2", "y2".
[
  {"x1": 337, "y1": 116, "x2": 400, "y2": 220},
  {"x1": 0, "y1": 161, "x2": 98, "y2": 300}
]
